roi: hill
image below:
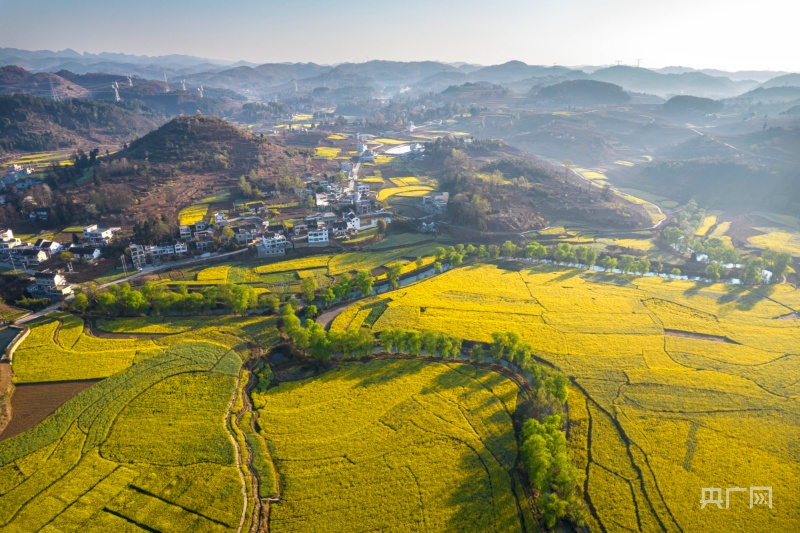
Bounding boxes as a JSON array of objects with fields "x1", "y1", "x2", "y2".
[
  {"x1": 663, "y1": 95, "x2": 723, "y2": 114},
  {"x1": 97, "y1": 115, "x2": 304, "y2": 221},
  {"x1": 589, "y1": 65, "x2": 756, "y2": 98},
  {"x1": 0, "y1": 93, "x2": 162, "y2": 154},
  {"x1": 0, "y1": 65, "x2": 90, "y2": 99},
  {"x1": 760, "y1": 72, "x2": 800, "y2": 89},
  {"x1": 533, "y1": 79, "x2": 630, "y2": 106},
  {"x1": 424, "y1": 136, "x2": 652, "y2": 232}
]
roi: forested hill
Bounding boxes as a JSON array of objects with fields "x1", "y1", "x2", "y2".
[{"x1": 0, "y1": 93, "x2": 163, "y2": 154}]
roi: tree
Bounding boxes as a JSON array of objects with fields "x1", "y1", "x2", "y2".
[
  {"x1": 332, "y1": 275, "x2": 352, "y2": 300},
  {"x1": 123, "y1": 290, "x2": 148, "y2": 316},
  {"x1": 670, "y1": 268, "x2": 681, "y2": 277},
  {"x1": 490, "y1": 332, "x2": 507, "y2": 359},
  {"x1": 434, "y1": 261, "x2": 442, "y2": 274},
  {"x1": 526, "y1": 242, "x2": 547, "y2": 261},
  {"x1": 376, "y1": 219, "x2": 387, "y2": 234},
  {"x1": 301, "y1": 276, "x2": 317, "y2": 302},
  {"x1": 96, "y1": 292, "x2": 117, "y2": 315},
  {"x1": 71, "y1": 293, "x2": 89, "y2": 313},
  {"x1": 405, "y1": 330, "x2": 422, "y2": 355},
  {"x1": 601, "y1": 256, "x2": 617, "y2": 272},
  {"x1": 354, "y1": 270, "x2": 374, "y2": 296},
  {"x1": 635, "y1": 259, "x2": 650, "y2": 275},
  {"x1": 387, "y1": 264, "x2": 402, "y2": 289},
  {"x1": 435, "y1": 246, "x2": 447, "y2": 260},
  {"x1": 321, "y1": 288, "x2": 336, "y2": 308},
  {"x1": 422, "y1": 331, "x2": 439, "y2": 354},
  {"x1": 59, "y1": 251, "x2": 74, "y2": 262},
  {"x1": 415, "y1": 256, "x2": 424, "y2": 270},
  {"x1": 553, "y1": 243, "x2": 575, "y2": 264},
  {"x1": 618, "y1": 255, "x2": 636, "y2": 273},
  {"x1": 222, "y1": 226, "x2": 235, "y2": 242},
  {"x1": 477, "y1": 245, "x2": 488, "y2": 259},
  {"x1": 265, "y1": 295, "x2": 280, "y2": 313},
  {"x1": 705, "y1": 262, "x2": 723, "y2": 281},
  {"x1": 380, "y1": 328, "x2": 398, "y2": 351},
  {"x1": 584, "y1": 248, "x2": 598, "y2": 268},
  {"x1": 742, "y1": 257, "x2": 764, "y2": 286},
  {"x1": 764, "y1": 250, "x2": 792, "y2": 282},
  {"x1": 306, "y1": 304, "x2": 318, "y2": 319},
  {"x1": 488, "y1": 245, "x2": 500, "y2": 259},
  {"x1": 501, "y1": 240, "x2": 518, "y2": 258}
]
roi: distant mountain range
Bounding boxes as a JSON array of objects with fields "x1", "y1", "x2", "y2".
[{"x1": 1, "y1": 48, "x2": 797, "y2": 101}]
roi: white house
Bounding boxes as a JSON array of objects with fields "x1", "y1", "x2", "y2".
[
  {"x1": 308, "y1": 227, "x2": 329, "y2": 246},
  {"x1": 27, "y1": 272, "x2": 73, "y2": 300},
  {"x1": 179, "y1": 225, "x2": 192, "y2": 239},
  {"x1": 256, "y1": 233, "x2": 288, "y2": 258},
  {"x1": 17, "y1": 247, "x2": 48, "y2": 266},
  {"x1": 82, "y1": 224, "x2": 120, "y2": 246},
  {"x1": 69, "y1": 245, "x2": 102, "y2": 261}
]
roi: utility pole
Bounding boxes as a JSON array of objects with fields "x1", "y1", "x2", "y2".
[
  {"x1": 7, "y1": 251, "x2": 17, "y2": 272},
  {"x1": 636, "y1": 58, "x2": 643, "y2": 68}
]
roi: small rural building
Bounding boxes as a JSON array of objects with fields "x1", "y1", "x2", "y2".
[{"x1": 27, "y1": 271, "x2": 73, "y2": 300}]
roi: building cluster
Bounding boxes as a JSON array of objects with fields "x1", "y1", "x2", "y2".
[
  {"x1": 1, "y1": 164, "x2": 36, "y2": 191},
  {"x1": 0, "y1": 226, "x2": 110, "y2": 269}
]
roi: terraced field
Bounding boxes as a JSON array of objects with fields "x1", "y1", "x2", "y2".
[
  {"x1": 253, "y1": 359, "x2": 534, "y2": 532},
  {"x1": 332, "y1": 263, "x2": 800, "y2": 532}
]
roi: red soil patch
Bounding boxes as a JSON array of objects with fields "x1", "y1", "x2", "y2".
[{"x1": 0, "y1": 379, "x2": 100, "y2": 441}]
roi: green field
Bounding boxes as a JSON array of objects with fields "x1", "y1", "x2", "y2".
[
  {"x1": 332, "y1": 263, "x2": 800, "y2": 533},
  {"x1": 254, "y1": 359, "x2": 533, "y2": 532}
]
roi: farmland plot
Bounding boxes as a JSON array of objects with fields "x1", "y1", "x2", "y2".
[
  {"x1": 254, "y1": 359, "x2": 530, "y2": 532},
  {"x1": 336, "y1": 263, "x2": 800, "y2": 532}
]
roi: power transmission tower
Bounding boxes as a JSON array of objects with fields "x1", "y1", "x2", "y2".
[
  {"x1": 127, "y1": 75, "x2": 133, "y2": 86},
  {"x1": 197, "y1": 86, "x2": 204, "y2": 98},
  {"x1": 181, "y1": 79, "x2": 187, "y2": 91},
  {"x1": 164, "y1": 73, "x2": 170, "y2": 93},
  {"x1": 636, "y1": 58, "x2": 643, "y2": 68},
  {"x1": 112, "y1": 82, "x2": 121, "y2": 102},
  {"x1": 49, "y1": 77, "x2": 61, "y2": 102}
]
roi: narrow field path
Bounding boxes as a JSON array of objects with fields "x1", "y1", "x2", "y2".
[{"x1": 224, "y1": 372, "x2": 249, "y2": 533}]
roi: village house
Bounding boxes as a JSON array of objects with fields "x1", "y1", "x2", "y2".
[
  {"x1": 308, "y1": 226, "x2": 329, "y2": 246},
  {"x1": 0, "y1": 228, "x2": 21, "y2": 251},
  {"x1": 33, "y1": 239, "x2": 62, "y2": 257},
  {"x1": 16, "y1": 247, "x2": 48, "y2": 267},
  {"x1": 82, "y1": 224, "x2": 120, "y2": 246},
  {"x1": 68, "y1": 245, "x2": 102, "y2": 261},
  {"x1": 27, "y1": 271, "x2": 73, "y2": 300},
  {"x1": 422, "y1": 192, "x2": 449, "y2": 215},
  {"x1": 256, "y1": 232, "x2": 288, "y2": 258},
  {"x1": 179, "y1": 225, "x2": 192, "y2": 239}
]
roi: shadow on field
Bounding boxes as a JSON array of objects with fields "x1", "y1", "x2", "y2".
[
  {"x1": 343, "y1": 358, "x2": 429, "y2": 388},
  {"x1": 444, "y1": 445, "x2": 524, "y2": 532},
  {"x1": 548, "y1": 269, "x2": 583, "y2": 284},
  {"x1": 715, "y1": 284, "x2": 776, "y2": 311}
]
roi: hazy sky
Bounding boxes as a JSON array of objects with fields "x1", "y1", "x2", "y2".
[{"x1": 0, "y1": 0, "x2": 795, "y2": 71}]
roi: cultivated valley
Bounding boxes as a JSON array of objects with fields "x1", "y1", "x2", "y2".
[{"x1": 0, "y1": 9, "x2": 798, "y2": 533}]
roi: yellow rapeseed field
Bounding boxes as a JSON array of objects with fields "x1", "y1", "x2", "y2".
[
  {"x1": 254, "y1": 359, "x2": 531, "y2": 532},
  {"x1": 334, "y1": 263, "x2": 800, "y2": 532}
]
